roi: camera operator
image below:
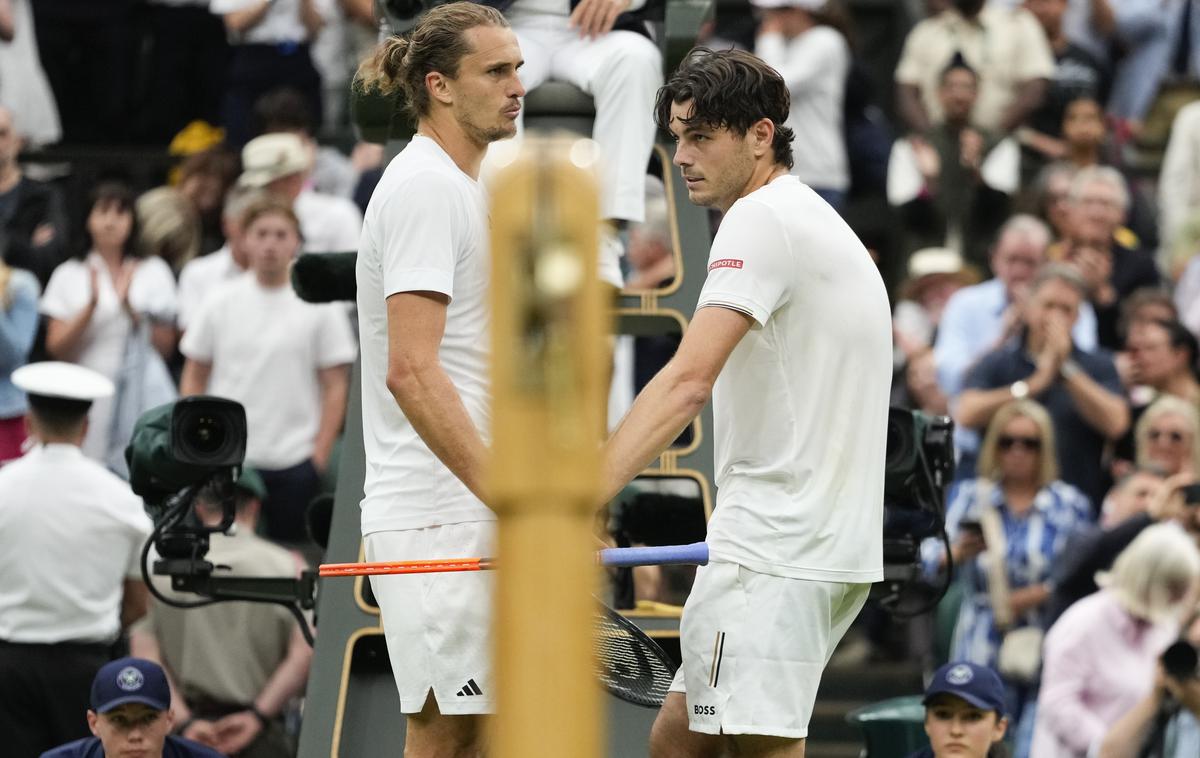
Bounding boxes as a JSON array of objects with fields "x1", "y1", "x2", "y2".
[
  {"x1": 129, "y1": 468, "x2": 312, "y2": 758},
  {"x1": 1098, "y1": 616, "x2": 1200, "y2": 758}
]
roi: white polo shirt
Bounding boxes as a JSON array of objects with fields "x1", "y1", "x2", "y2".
[
  {"x1": 177, "y1": 246, "x2": 243, "y2": 332},
  {"x1": 697, "y1": 175, "x2": 892, "y2": 583},
  {"x1": 181, "y1": 273, "x2": 357, "y2": 470},
  {"x1": 0, "y1": 444, "x2": 152, "y2": 644},
  {"x1": 356, "y1": 136, "x2": 493, "y2": 535}
]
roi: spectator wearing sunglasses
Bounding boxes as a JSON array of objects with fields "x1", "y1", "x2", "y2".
[
  {"x1": 925, "y1": 399, "x2": 1092, "y2": 751},
  {"x1": 1134, "y1": 396, "x2": 1200, "y2": 478}
]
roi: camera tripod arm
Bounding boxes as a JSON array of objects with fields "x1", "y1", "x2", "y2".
[
  {"x1": 164, "y1": 570, "x2": 319, "y2": 646},
  {"x1": 180, "y1": 572, "x2": 318, "y2": 610}
]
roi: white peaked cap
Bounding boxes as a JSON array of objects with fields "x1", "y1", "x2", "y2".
[{"x1": 13, "y1": 361, "x2": 115, "y2": 401}]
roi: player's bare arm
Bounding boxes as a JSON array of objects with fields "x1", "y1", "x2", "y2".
[
  {"x1": 600, "y1": 305, "x2": 753, "y2": 504},
  {"x1": 386, "y1": 290, "x2": 490, "y2": 503}
]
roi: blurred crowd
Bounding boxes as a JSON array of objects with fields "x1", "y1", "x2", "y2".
[{"x1": 1, "y1": 0, "x2": 1200, "y2": 756}]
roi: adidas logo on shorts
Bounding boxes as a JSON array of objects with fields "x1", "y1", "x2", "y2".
[{"x1": 456, "y1": 678, "x2": 483, "y2": 697}]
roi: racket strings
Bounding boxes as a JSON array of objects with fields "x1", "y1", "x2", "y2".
[{"x1": 592, "y1": 609, "x2": 676, "y2": 708}]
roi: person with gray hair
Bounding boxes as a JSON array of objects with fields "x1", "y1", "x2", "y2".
[
  {"x1": 934, "y1": 216, "x2": 1099, "y2": 477},
  {"x1": 957, "y1": 262, "x2": 1129, "y2": 505},
  {"x1": 936, "y1": 214, "x2": 1097, "y2": 397},
  {"x1": 1057, "y1": 166, "x2": 1160, "y2": 349}
]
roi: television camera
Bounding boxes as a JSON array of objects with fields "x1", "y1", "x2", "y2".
[
  {"x1": 126, "y1": 397, "x2": 317, "y2": 645},
  {"x1": 877, "y1": 407, "x2": 956, "y2": 615}
]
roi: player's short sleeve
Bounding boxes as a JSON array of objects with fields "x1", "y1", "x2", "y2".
[
  {"x1": 314, "y1": 304, "x2": 358, "y2": 368},
  {"x1": 373, "y1": 171, "x2": 464, "y2": 300},
  {"x1": 696, "y1": 199, "x2": 792, "y2": 327}
]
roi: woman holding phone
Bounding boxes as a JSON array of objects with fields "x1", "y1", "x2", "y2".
[{"x1": 930, "y1": 400, "x2": 1093, "y2": 756}]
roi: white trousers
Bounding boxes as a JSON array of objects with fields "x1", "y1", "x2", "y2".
[{"x1": 510, "y1": 14, "x2": 662, "y2": 223}]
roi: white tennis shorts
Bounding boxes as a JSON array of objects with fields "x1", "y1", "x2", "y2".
[
  {"x1": 366, "y1": 521, "x2": 496, "y2": 715},
  {"x1": 668, "y1": 562, "x2": 871, "y2": 738}
]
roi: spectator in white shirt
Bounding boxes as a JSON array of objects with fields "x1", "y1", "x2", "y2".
[
  {"x1": 176, "y1": 186, "x2": 262, "y2": 333},
  {"x1": 41, "y1": 183, "x2": 178, "y2": 473},
  {"x1": 180, "y1": 197, "x2": 356, "y2": 550},
  {"x1": 751, "y1": 0, "x2": 851, "y2": 209}
]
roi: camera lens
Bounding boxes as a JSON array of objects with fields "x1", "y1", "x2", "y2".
[
  {"x1": 189, "y1": 415, "x2": 227, "y2": 456},
  {"x1": 170, "y1": 399, "x2": 247, "y2": 467}
]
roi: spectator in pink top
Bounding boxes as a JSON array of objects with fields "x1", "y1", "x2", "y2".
[{"x1": 1032, "y1": 523, "x2": 1200, "y2": 757}]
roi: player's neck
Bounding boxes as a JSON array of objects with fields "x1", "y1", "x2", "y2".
[
  {"x1": 721, "y1": 162, "x2": 788, "y2": 214},
  {"x1": 416, "y1": 117, "x2": 486, "y2": 181}
]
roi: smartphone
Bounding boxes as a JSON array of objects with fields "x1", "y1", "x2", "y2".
[
  {"x1": 959, "y1": 520, "x2": 985, "y2": 539},
  {"x1": 1183, "y1": 484, "x2": 1200, "y2": 506}
]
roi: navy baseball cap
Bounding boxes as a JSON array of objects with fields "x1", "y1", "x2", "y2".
[
  {"x1": 923, "y1": 662, "x2": 1006, "y2": 715},
  {"x1": 90, "y1": 658, "x2": 171, "y2": 714}
]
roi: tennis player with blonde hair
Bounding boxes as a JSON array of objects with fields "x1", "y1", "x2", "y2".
[{"x1": 354, "y1": 4, "x2": 523, "y2": 755}]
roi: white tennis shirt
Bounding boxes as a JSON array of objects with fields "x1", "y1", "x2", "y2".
[
  {"x1": 357, "y1": 136, "x2": 494, "y2": 535},
  {"x1": 698, "y1": 175, "x2": 891, "y2": 583}
]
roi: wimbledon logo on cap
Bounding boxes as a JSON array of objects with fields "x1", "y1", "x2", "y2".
[
  {"x1": 946, "y1": 664, "x2": 974, "y2": 686},
  {"x1": 116, "y1": 667, "x2": 145, "y2": 692}
]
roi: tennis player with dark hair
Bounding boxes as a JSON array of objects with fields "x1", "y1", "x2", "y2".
[
  {"x1": 600, "y1": 48, "x2": 892, "y2": 757},
  {"x1": 353, "y1": 4, "x2": 523, "y2": 756}
]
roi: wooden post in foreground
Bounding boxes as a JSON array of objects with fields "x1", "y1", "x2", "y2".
[{"x1": 488, "y1": 134, "x2": 606, "y2": 758}]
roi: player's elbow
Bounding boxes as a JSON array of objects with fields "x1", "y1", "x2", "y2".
[
  {"x1": 671, "y1": 373, "x2": 713, "y2": 417},
  {"x1": 386, "y1": 364, "x2": 419, "y2": 405},
  {"x1": 386, "y1": 354, "x2": 433, "y2": 408}
]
